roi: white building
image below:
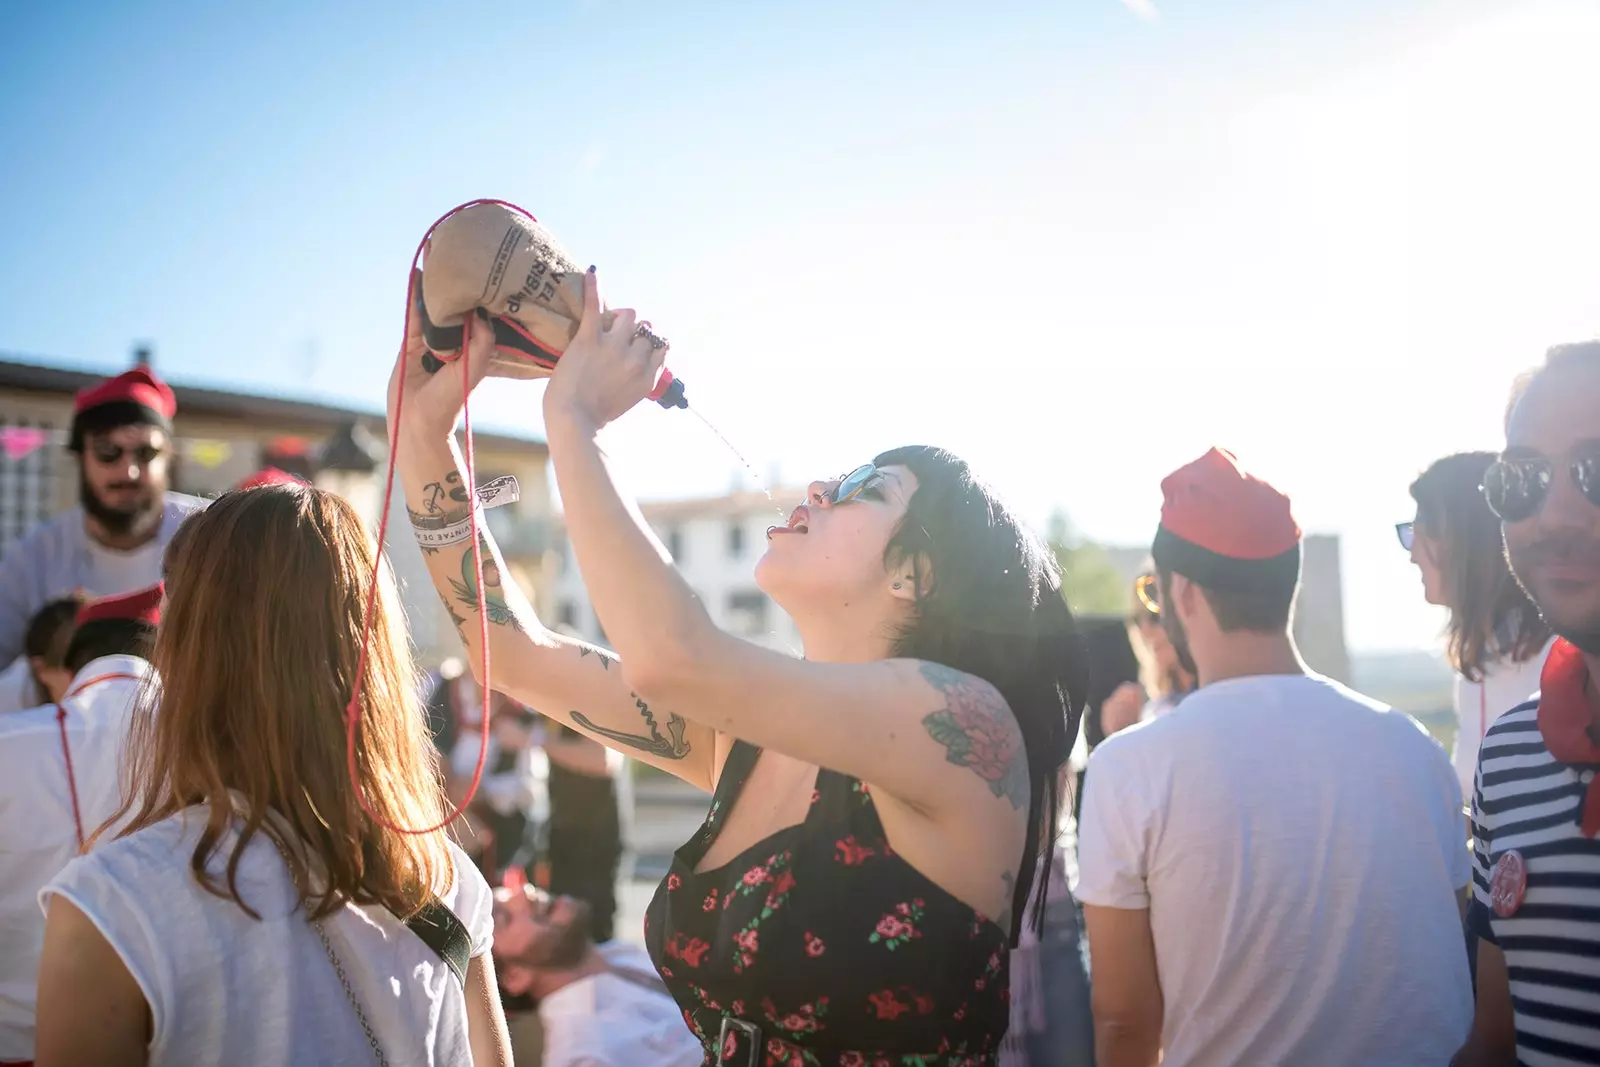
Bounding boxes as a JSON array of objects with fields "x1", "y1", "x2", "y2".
[{"x1": 551, "y1": 487, "x2": 807, "y2": 654}]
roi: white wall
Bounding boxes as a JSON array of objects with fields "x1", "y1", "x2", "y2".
[{"x1": 552, "y1": 506, "x2": 801, "y2": 655}]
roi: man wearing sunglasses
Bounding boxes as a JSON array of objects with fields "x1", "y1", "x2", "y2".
[
  {"x1": 1454, "y1": 341, "x2": 1600, "y2": 1067},
  {"x1": 0, "y1": 367, "x2": 202, "y2": 672}
]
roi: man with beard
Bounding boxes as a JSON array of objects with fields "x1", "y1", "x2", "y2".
[
  {"x1": 1453, "y1": 342, "x2": 1600, "y2": 1067},
  {"x1": 1077, "y1": 447, "x2": 1472, "y2": 1067},
  {"x1": 492, "y1": 873, "x2": 701, "y2": 1067},
  {"x1": 0, "y1": 367, "x2": 201, "y2": 669}
]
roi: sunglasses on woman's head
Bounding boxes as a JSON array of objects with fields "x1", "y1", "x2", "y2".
[
  {"x1": 1134, "y1": 573, "x2": 1160, "y2": 616},
  {"x1": 1481, "y1": 449, "x2": 1600, "y2": 523},
  {"x1": 1395, "y1": 522, "x2": 1415, "y2": 551}
]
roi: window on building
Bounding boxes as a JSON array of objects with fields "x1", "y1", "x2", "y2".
[
  {"x1": 0, "y1": 417, "x2": 58, "y2": 556},
  {"x1": 666, "y1": 526, "x2": 684, "y2": 561},
  {"x1": 727, "y1": 521, "x2": 746, "y2": 559},
  {"x1": 726, "y1": 590, "x2": 769, "y2": 635}
]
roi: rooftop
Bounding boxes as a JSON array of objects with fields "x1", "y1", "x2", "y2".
[{"x1": 0, "y1": 352, "x2": 547, "y2": 452}]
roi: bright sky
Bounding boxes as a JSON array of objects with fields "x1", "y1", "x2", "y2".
[{"x1": 3, "y1": 0, "x2": 1598, "y2": 652}]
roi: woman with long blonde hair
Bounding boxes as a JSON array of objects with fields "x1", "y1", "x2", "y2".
[{"x1": 32, "y1": 484, "x2": 512, "y2": 1066}]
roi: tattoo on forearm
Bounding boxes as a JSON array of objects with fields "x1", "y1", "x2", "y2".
[
  {"x1": 570, "y1": 694, "x2": 691, "y2": 760},
  {"x1": 410, "y1": 472, "x2": 472, "y2": 531},
  {"x1": 578, "y1": 646, "x2": 616, "y2": 671},
  {"x1": 444, "y1": 598, "x2": 469, "y2": 641},
  {"x1": 918, "y1": 662, "x2": 1028, "y2": 810},
  {"x1": 448, "y1": 535, "x2": 525, "y2": 632}
]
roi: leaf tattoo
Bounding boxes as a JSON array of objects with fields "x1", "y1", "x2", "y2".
[
  {"x1": 570, "y1": 694, "x2": 691, "y2": 760},
  {"x1": 918, "y1": 662, "x2": 1028, "y2": 810},
  {"x1": 449, "y1": 536, "x2": 523, "y2": 632}
]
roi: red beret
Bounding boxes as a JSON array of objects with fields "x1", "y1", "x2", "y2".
[
  {"x1": 1153, "y1": 449, "x2": 1301, "y2": 592},
  {"x1": 75, "y1": 582, "x2": 163, "y2": 628},
  {"x1": 236, "y1": 467, "x2": 305, "y2": 491},
  {"x1": 73, "y1": 367, "x2": 176, "y2": 421}
]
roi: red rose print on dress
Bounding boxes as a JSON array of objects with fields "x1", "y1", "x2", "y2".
[
  {"x1": 868, "y1": 989, "x2": 910, "y2": 1021},
  {"x1": 868, "y1": 899, "x2": 926, "y2": 951},
  {"x1": 839, "y1": 1054, "x2": 866, "y2": 1067},
  {"x1": 664, "y1": 933, "x2": 711, "y2": 968},
  {"x1": 742, "y1": 865, "x2": 772, "y2": 887},
  {"x1": 766, "y1": 869, "x2": 797, "y2": 910},
  {"x1": 804, "y1": 932, "x2": 826, "y2": 957},
  {"x1": 834, "y1": 835, "x2": 875, "y2": 866},
  {"x1": 703, "y1": 889, "x2": 719, "y2": 912},
  {"x1": 666, "y1": 872, "x2": 681, "y2": 891}
]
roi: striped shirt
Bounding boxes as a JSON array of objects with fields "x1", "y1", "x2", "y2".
[{"x1": 1469, "y1": 697, "x2": 1600, "y2": 1065}]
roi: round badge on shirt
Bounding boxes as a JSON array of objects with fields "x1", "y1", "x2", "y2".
[{"x1": 1490, "y1": 850, "x2": 1528, "y2": 918}]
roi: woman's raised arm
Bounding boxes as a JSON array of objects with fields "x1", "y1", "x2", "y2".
[{"x1": 387, "y1": 289, "x2": 717, "y2": 790}]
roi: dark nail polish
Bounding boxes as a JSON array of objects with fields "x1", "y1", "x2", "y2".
[
  {"x1": 474, "y1": 307, "x2": 490, "y2": 321},
  {"x1": 587, "y1": 265, "x2": 596, "y2": 274}
]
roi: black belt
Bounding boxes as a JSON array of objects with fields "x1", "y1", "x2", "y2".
[{"x1": 714, "y1": 1017, "x2": 762, "y2": 1067}]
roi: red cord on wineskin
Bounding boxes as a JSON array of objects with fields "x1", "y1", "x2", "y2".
[{"x1": 346, "y1": 198, "x2": 541, "y2": 836}]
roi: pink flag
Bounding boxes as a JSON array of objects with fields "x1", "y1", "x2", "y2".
[{"x1": 0, "y1": 427, "x2": 50, "y2": 460}]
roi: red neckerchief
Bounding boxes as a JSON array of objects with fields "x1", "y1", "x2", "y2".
[{"x1": 1537, "y1": 639, "x2": 1600, "y2": 837}]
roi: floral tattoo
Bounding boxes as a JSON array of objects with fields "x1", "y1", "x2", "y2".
[{"x1": 918, "y1": 662, "x2": 1027, "y2": 810}]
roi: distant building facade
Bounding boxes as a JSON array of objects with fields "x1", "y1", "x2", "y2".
[
  {"x1": 0, "y1": 352, "x2": 556, "y2": 669},
  {"x1": 551, "y1": 487, "x2": 806, "y2": 654}
]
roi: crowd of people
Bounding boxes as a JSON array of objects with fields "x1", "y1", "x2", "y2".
[{"x1": 0, "y1": 267, "x2": 1596, "y2": 1067}]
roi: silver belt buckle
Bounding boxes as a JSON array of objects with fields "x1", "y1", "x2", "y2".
[{"x1": 714, "y1": 1016, "x2": 762, "y2": 1067}]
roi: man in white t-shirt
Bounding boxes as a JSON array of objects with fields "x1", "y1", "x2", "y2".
[
  {"x1": 0, "y1": 584, "x2": 159, "y2": 1063},
  {"x1": 493, "y1": 874, "x2": 701, "y2": 1067},
  {"x1": 1077, "y1": 448, "x2": 1472, "y2": 1067},
  {"x1": 0, "y1": 366, "x2": 202, "y2": 674}
]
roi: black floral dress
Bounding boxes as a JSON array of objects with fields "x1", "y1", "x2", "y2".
[{"x1": 644, "y1": 741, "x2": 1011, "y2": 1067}]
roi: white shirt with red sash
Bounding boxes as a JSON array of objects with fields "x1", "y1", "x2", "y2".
[{"x1": 0, "y1": 654, "x2": 152, "y2": 1062}]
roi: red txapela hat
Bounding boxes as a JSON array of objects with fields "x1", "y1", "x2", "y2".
[
  {"x1": 1152, "y1": 448, "x2": 1302, "y2": 594},
  {"x1": 70, "y1": 367, "x2": 177, "y2": 451},
  {"x1": 75, "y1": 583, "x2": 164, "y2": 628},
  {"x1": 235, "y1": 467, "x2": 306, "y2": 491}
]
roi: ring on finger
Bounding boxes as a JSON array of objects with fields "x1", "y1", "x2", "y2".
[{"x1": 634, "y1": 321, "x2": 669, "y2": 351}]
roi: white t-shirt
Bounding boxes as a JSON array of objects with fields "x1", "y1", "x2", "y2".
[
  {"x1": 0, "y1": 656, "x2": 40, "y2": 716},
  {"x1": 0, "y1": 654, "x2": 151, "y2": 1060},
  {"x1": 1451, "y1": 638, "x2": 1554, "y2": 805},
  {"x1": 1077, "y1": 673, "x2": 1473, "y2": 1067},
  {"x1": 539, "y1": 941, "x2": 703, "y2": 1067},
  {"x1": 38, "y1": 808, "x2": 493, "y2": 1067}
]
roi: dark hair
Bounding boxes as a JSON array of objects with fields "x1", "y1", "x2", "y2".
[
  {"x1": 1155, "y1": 567, "x2": 1296, "y2": 634},
  {"x1": 1199, "y1": 585, "x2": 1294, "y2": 632},
  {"x1": 1410, "y1": 451, "x2": 1550, "y2": 679},
  {"x1": 25, "y1": 595, "x2": 86, "y2": 667},
  {"x1": 1506, "y1": 340, "x2": 1600, "y2": 430},
  {"x1": 64, "y1": 618, "x2": 156, "y2": 675},
  {"x1": 873, "y1": 446, "x2": 1089, "y2": 941}
]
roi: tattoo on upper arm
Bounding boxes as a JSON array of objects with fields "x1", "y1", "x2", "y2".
[
  {"x1": 918, "y1": 662, "x2": 1028, "y2": 810},
  {"x1": 570, "y1": 694, "x2": 691, "y2": 761},
  {"x1": 448, "y1": 536, "x2": 525, "y2": 632}
]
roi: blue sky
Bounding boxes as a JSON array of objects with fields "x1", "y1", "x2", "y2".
[{"x1": 3, "y1": 0, "x2": 1598, "y2": 651}]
